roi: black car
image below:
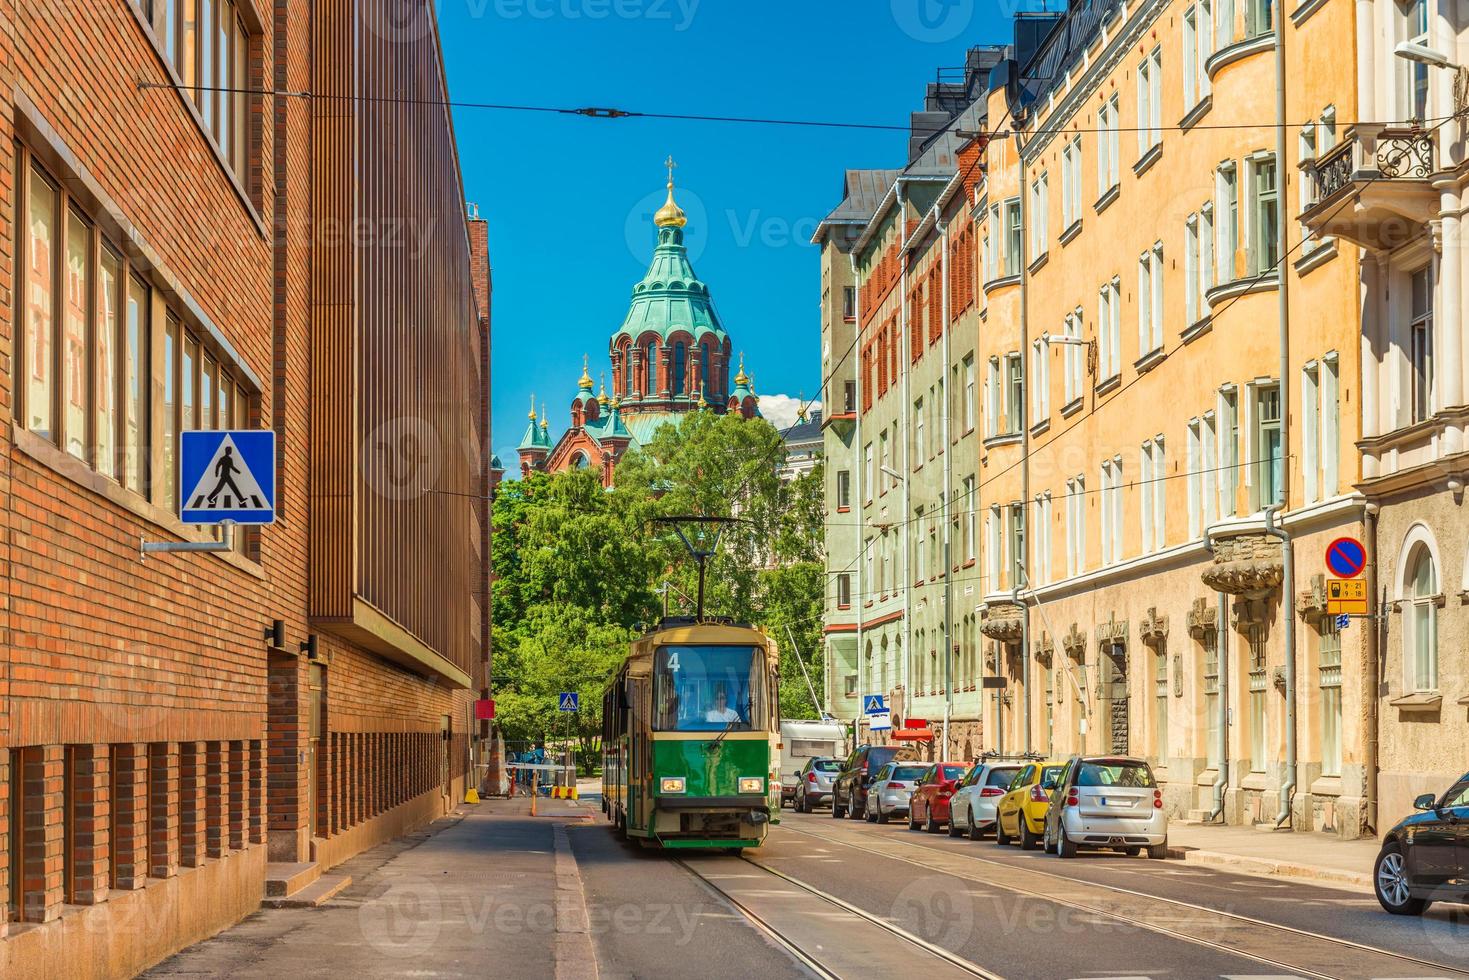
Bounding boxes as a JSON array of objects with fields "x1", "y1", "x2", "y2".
[
  {"x1": 831, "y1": 743, "x2": 900, "y2": 820},
  {"x1": 1375, "y1": 771, "x2": 1469, "y2": 915}
]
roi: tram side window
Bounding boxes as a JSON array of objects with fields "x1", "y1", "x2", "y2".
[{"x1": 653, "y1": 646, "x2": 765, "y2": 731}]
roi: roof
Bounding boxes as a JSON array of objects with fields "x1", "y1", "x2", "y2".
[
  {"x1": 614, "y1": 224, "x2": 727, "y2": 345},
  {"x1": 813, "y1": 169, "x2": 901, "y2": 242},
  {"x1": 780, "y1": 409, "x2": 824, "y2": 447}
]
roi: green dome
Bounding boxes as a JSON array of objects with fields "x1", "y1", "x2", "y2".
[{"x1": 614, "y1": 225, "x2": 728, "y2": 346}]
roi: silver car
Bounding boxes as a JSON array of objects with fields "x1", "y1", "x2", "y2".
[
  {"x1": 794, "y1": 757, "x2": 840, "y2": 812},
  {"x1": 1043, "y1": 756, "x2": 1169, "y2": 859},
  {"x1": 948, "y1": 762, "x2": 1023, "y2": 840},
  {"x1": 864, "y1": 762, "x2": 928, "y2": 824}
]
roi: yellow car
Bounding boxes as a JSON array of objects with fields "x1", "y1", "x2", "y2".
[{"x1": 995, "y1": 759, "x2": 1069, "y2": 850}]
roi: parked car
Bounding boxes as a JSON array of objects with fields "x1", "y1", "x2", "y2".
[
  {"x1": 864, "y1": 761, "x2": 928, "y2": 823},
  {"x1": 779, "y1": 720, "x2": 846, "y2": 808},
  {"x1": 793, "y1": 757, "x2": 841, "y2": 813},
  {"x1": 1374, "y1": 770, "x2": 1469, "y2": 916},
  {"x1": 907, "y1": 762, "x2": 969, "y2": 833},
  {"x1": 832, "y1": 744, "x2": 901, "y2": 819},
  {"x1": 995, "y1": 759, "x2": 1069, "y2": 850},
  {"x1": 949, "y1": 761, "x2": 1025, "y2": 840},
  {"x1": 1042, "y1": 755, "x2": 1168, "y2": 859}
]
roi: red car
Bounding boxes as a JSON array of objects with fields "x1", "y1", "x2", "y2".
[{"x1": 907, "y1": 762, "x2": 969, "y2": 833}]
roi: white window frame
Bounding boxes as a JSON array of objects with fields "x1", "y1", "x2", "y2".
[
  {"x1": 1216, "y1": 162, "x2": 1238, "y2": 284},
  {"x1": 1138, "y1": 245, "x2": 1163, "y2": 355},
  {"x1": 1217, "y1": 386, "x2": 1239, "y2": 518},
  {"x1": 1097, "y1": 94, "x2": 1121, "y2": 193},
  {"x1": 963, "y1": 353, "x2": 976, "y2": 433},
  {"x1": 1031, "y1": 338, "x2": 1051, "y2": 421},
  {"x1": 1030, "y1": 173, "x2": 1050, "y2": 260}
]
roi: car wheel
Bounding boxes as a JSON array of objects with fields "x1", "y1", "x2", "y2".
[
  {"x1": 908, "y1": 807, "x2": 921, "y2": 831},
  {"x1": 926, "y1": 810, "x2": 943, "y2": 833},
  {"x1": 832, "y1": 792, "x2": 846, "y2": 819},
  {"x1": 947, "y1": 811, "x2": 963, "y2": 837},
  {"x1": 967, "y1": 816, "x2": 984, "y2": 841},
  {"x1": 1375, "y1": 843, "x2": 1428, "y2": 916},
  {"x1": 1146, "y1": 843, "x2": 1168, "y2": 860},
  {"x1": 1020, "y1": 819, "x2": 1040, "y2": 851},
  {"x1": 877, "y1": 804, "x2": 890, "y2": 825},
  {"x1": 849, "y1": 794, "x2": 865, "y2": 819},
  {"x1": 1057, "y1": 827, "x2": 1078, "y2": 859},
  {"x1": 865, "y1": 800, "x2": 878, "y2": 823},
  {"x1": 995, "y1": 815, "x2": 1012, "y2": 847}
]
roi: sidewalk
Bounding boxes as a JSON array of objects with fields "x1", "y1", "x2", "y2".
[
  {"x1": 144, "y1": 796, "x2": 597, "y2": 980},
  {"x1": 1166, "y1": 821, "x2": 1380, "y2": 889}
]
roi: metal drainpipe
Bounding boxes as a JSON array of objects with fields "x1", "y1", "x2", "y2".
[
  {"x1": 900, "y1": 183, "x2": 913, "y2": 723},
  {"x1": 1363, "y1": 502, "x2": 1380, "y2": 835},
  {"x1": 1272, "y1": 1, "x2": 1297, "y2": 831},
  {"x1": 852, "y1": 251, "x2": 866, "y2": 743},
  {"x1": 1263, "y1": 502, "x2": 1296, "y2": 829},
  {"x1": 1017, "y1": 130, "x2": 1033, "y2": 756},
  {"x1": 938, "y1": 206, "x2": 955, "y2": 757},
  {"x1": 1203, "y1": 529, "x2": 1230, "y2": 823}
]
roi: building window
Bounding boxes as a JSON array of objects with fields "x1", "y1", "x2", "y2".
[
  {"x1": 1100, "y1": 457, "x2": 1123, "y2": 565},
  {"x1": 1218, "y1": 387, "x2": 1239, "y2": 517},
  {"x1": 1248, "y1": 625, "x2": 1267, "y2": 773},
  {"x1": 1029, "y1": 174, "x2": 1049, "y2": 260},
  {"x1": 1187, "y1": 414, "x2": 1219, "y2": 538},
  {"x1": 1184, "y1": 1, "x2": 1213, "y2": 109},
  {"x1": 842, "y1": 285, "x2": 856, "y2": 319},
  {"x1": 1097, "y1": 94, "x2": 1120, "y2": 193},
  {"x1": 1154, "y1": 642, "x2": 1169, "y2": 761},
  {"x1": 1302, "y1": 358, "x2": 1339, "y2": 505},
  {"x1": 836, "y1": 469, "x2": 851, "y2": 510},
  {"x1": 1404, "y1": 543, "x2": 1439, "y2": 692},
  {"x1": 1034, "y1": 492, "x2": 1052, "y2": 585},
  {"x1": 1031, "y1": 339, "x2": 1050, "y2": 422},
  {"x1": 1202, "y1": 629, "x2": 1220, "y2": 769},
  {"x1": 1061, "y1": 138, "x2": 1082, "y2": 229},
  {"x1": 1004, "y1": 199, "x2": 1022, "y2": 277},
  {"x1": 1062, "y1": 310, "x2": 1084, "y2": 403},
  {"x1": 985, "y1": 356, "x2": 1000, "y2": 438},
  {"x1": 864, "y1": 536, "x2": 874, "y2": 596},
  {"x1": 1246, "y1": 0, "x2": 1274, "y2": 37},
  {"x1": 1399, "y1": 0, "x2": 1431, "y2": 119},
  {"x1": 916, "y1": 508, "x2": 927, "y2": 584},
  {"x1": 1249, "y1": 156, "x2": 1279, "y2": 275},
  {"x1": 863, "y1": 443, "x2": 873, "y2": 501},
  {"x1": 963, "y1": 353, "x2": 976, "y2": 432},
  {"x1": 1065, "y1": 475, "x2": 1086, "y2": 577},
  {"x1": 914, "y1": 396, "x2": 925, "y2": 463},
  {"x1": 1252, "y1": 384, "x2": 1282, "y2": 511},
  {"x1": 986, "y1": 505, "x2": 1001, "y2": 589},
  {"x1": 1138, "y1": 245, "x2": 1163, "y2": 355},
  {"x1": 1186, "y1": 209, "x2": 1213, "y2": 327},
  {"x1": 137, "y1": 0, "x2": 251, "y2": 179},
  {"x1": 879, "y1": 430, "x2": 890, "y2": 494},
  {"x1": 1004, "y1": 352, "x2": 1024, "y2": 435},
  {"x1": 1410, "y1": 266, "x2": 1434, "y2": 423},
  {"x1": 1140, "y1": 437, "x2": 1165, "y2": 554},
  {"x1": 1136, "y1": 48, "x2": 1162, "y2": 156},
  {"x1": 1008, "y1": 502, "x2": 1026, "y2": 588},
  {"x1": 843, "y1": 380, "x2": 857, "y2": 414},
  {"x1": 1317, "y1": 616, "x2": 1342, "y2": 777},
  {"x1": 1098, "y1": 278, "x2": 1121, "y2": 381},
  {"x1": 963, "y1": 476, "x2": 977, "y2": 563},
  {"x1": 1216, "y1": 163, "x2": 1239, "y2": 283}
]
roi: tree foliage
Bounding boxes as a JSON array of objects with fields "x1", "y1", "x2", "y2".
[{"x1": 491, "y1": 413, "x2": 827, "y2": 768}]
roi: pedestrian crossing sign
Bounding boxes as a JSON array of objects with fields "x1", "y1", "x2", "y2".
[
  {"x1": 179, "y1": 430, "x2": 276, "y2": 526},
  {"x1": 558, "y1": 692, "x2": 579, "y2": 712},
  {"x1": 863, "y1": 694, "x2": 887, "y2": 715}
]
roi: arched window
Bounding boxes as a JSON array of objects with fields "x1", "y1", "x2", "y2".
[
  {"x1": 645, "y1": 340, "x2": 658, "y2": 394},
  {"x1": 701, "y1": 343, "x2": 711, "y2": 392},
  {"x1": 673, "y1": 342, "x2": 686, "y2": 396},
  {"x1": 572, "y1": 452, "x2": 590, "y2": 470},
  {"x1": 1404, "y1": 543, "x2": 1439, "y2": 692}
]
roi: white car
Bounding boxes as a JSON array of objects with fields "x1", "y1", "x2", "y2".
[
  {"x1": 863, "y1": 762, "x2": 929, "y2": 823},
  {"x1": 948, "y1": 762, "x2": 1023, "y2": 840}
]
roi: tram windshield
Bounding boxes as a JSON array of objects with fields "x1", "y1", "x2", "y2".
[{"x1": 653, "y1": 645, "x2": 766, "y2": 732}]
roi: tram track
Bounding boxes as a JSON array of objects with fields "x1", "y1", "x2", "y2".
[
  {"x1": 672, "y1": 852, "x2": 1005, "y2": 980},
  {"x1": 776, "y1": 819, "x2": 1469, "y2": 980}
]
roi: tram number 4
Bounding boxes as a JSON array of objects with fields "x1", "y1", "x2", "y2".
[{"x1": 666, "y1": 651, "x2": 680, "y2": 672}]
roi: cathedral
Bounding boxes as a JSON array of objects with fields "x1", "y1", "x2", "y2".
[{"x1": 519, "y1": 164, "x2": 760, "y2": 486}]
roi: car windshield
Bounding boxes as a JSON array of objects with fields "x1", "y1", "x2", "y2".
[
  {"x1": 868, "y1": 747, "x2": 899, "y2": 768},
  {"x1": 1077, "y1": 760, "x2": 1156, "y2": 788},
  {"x1": 811, "y1": 759, "x2": 841, "y2": 773},
  {"x1": 892, "y1": 765, "x2": 927, "y2": 781},
  {"x1": 653, "y1": 645, "x2": 764, "y2": 732},
  {"x1": 987, "y1": 767, "x2": 1020, "y2": 786}
]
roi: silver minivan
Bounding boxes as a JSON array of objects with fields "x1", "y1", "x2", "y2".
[{"x1": 1043, "y1": 756, "x2": 1168, "y2": 859}]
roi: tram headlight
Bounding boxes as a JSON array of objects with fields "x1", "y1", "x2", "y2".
[
  {"x1": 659, "y1": 776, "x2": 686, "y2": 794},
  {"x1": 738, "y1": 776, "x2": 765, "y2": 794}
]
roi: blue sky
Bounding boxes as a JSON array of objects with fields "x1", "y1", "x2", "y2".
[{"x1": 436, "y1": 1, "x2": 1018, "y2": 467}]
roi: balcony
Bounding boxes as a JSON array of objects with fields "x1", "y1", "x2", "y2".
[{"x1": 1300, "y1": 126, "x2": 1439, "y2": 250}]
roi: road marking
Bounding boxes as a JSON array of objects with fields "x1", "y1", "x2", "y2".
[{"x1": 552, "y1": 823, "x2": 598, "y2": 980}]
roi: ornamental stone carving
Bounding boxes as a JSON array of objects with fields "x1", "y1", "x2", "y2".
[
  {"x1": 980, "y1": 601, "x2": 1025, "y2": 642},
  {"x1": 1096, "y1": 614, "x2": 1129, "y2": 649},
  {"x1": 1298, "y1": 573, "x2": 1328, "y2": 618},
  {"x1": 1200, "y1": 532, "x2": 1284, "y2": 598},
  {"x1": 1034, "y1": 633, "x2": 1054, "y2": 665},
  {"x1": 1139, "y1": 606, "x2": 1169, "y2": 645},
  {"x1": 1186, "y1": 597, "x2": 1216, "y2": 639},
  {"x1": 1062, "y1": 623, "x2": 1087, "y2": 661}
]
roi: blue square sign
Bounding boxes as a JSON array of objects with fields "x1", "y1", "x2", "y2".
[{"x1": 179, "y1": 430, "x2": 276, "y2": 525}]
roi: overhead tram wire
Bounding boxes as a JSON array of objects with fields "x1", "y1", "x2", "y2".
[{"x1": 135, "y1": 81, "x2": 1449, "y2": 137}]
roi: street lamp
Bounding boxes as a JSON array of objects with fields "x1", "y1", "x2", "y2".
[
  {"x1": 879, "y1": 464, "x2": 906, "y2": 484},
  {"x1": 1394, "y1": 41, "x2": 1458, "y2": 70}
]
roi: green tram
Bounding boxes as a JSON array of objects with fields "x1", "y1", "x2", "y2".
[{"x1": 602, "y1": 618, "x2": 781, "y2": 849}]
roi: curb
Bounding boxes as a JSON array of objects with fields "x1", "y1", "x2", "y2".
[{"x1": 1167, "y1": 845, "x2": 1373, "y2": 889}]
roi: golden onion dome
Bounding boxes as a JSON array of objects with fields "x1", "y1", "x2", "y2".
[
  {"x1": 654, "y1": 180, "x2": 687, "y2": 229},
  {"x1": 733, "y1": 352, "x2": 750, "y2": 387},
  {"x1": 578, "y1": 354, "x2": 594, "y2": 391}
]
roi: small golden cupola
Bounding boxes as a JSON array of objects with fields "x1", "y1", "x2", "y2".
[{"x1": 654, "y1": 155, "x2": 688, "y2": 229}]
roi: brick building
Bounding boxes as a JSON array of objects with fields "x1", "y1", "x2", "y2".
[{"x1": 0, "y1": 1, "x2": 488, "y2": 975}]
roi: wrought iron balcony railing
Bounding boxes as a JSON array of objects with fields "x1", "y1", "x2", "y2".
[{"x1": 1307, "y1": 126, "x2": 1436, "y2": 204}]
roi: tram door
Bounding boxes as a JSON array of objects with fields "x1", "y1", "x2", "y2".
[
  {"x1": 308, "y1": 664, "x2": 324, "y2": 839},
  {"x1": 1103, "y1": 642, "x2": 1129, "y2": 755}
]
